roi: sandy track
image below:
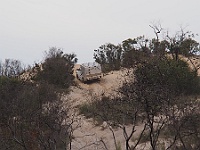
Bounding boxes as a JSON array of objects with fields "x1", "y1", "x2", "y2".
[
  {"x1": 64, "y1": 59, "x2": 200, "y2": 150},
  {"x1": 64, "y1": 67, "x2": 133, "y2": 150}
]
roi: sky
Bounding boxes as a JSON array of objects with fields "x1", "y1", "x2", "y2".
[{"x1": 1, "y1": 0, "x2": 200, "y2": 65}]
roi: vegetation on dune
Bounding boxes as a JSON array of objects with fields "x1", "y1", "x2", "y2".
[
  {"x1": 79, "y1": 96, "x2": 138, "y2": 125},
  {"x1": 1, "y1": 24, "x2": 200, "y2": 150},
  {"x1": 81, "y1": 25, "x2": 200, "y2": 150},
  {"x1": 79, "y1": 56, "x2": 200, "y2": 149},
  {"x1": 35, "y1": 47, "x2": 78, "y2": 89},
  {"x1": 0, "y1": 48, "x2": 77, "y2": 150},
  {"x1": 94, "y1": 25, "x2": 200, "y2": 72}
]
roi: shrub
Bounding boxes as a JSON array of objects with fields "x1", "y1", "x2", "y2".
[
  {"x1": 79, "y1": 96, "x2": 138, "y2": 125},
  {"x1": 135, "y1": 58, "x2": 200, "y2": 97},
  {"x1": 35, "y1": 47, "x2": 77, "y2": 89}
]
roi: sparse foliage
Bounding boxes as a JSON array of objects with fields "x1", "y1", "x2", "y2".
[
  {"x1": 121, "y1": 36, "x2": 151, "y2": 68},
  {"x1": 0, "y1": 59, "x2": 24, "y2": 77},
  {"x1": 94, "y1": 43, "x2": 122, "y2": 72},
  {"x1": 0, "y1": 77, "x2": 71, "y2": 150},
  {"x1": 91, "y1": 25, "x2": 200, "y2": 149},
  {"x1": 0, "y1": 47, "x2": 78, "y2": 150}
]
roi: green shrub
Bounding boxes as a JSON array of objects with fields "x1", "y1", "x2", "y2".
[
  {"x1": 135, "y1": 58, "x2": 200, "y2": 97},
  {"x1": 35, "y1": 47, "x2": 77, "y2": 89},
  {"x1": 79, "y1": 96, "x2": 139, "y2": 125}
]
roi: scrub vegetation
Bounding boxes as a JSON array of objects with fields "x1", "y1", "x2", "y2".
[
  {"x1": 0, "y1": 25, "x2": 200, "y2": 150},
  {"x1": 80, "y1": 25, "x2": 200, "y2": 150},
  {"x1": 0, "y1": 48, "x2": 77, "y2": 150}
]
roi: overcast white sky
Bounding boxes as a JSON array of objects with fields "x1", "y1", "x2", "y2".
[{"x1": 1, "y1": 0, "x2": 200, "y2": 65}]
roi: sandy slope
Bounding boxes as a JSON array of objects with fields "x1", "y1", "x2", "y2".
[
  {"x1": 63, "y1": 59, "x2": 200, "y2": 150},
  {"x1": 181, "y1": 56, "x2": 200, "y2": 75},
  {"x1": 64, "y1": 67, "x2": 135, "y2": 150},
  {"x1": 64, "y1": 66, "x2": 154, "y2": 150}
]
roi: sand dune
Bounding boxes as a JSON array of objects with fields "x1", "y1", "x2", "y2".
[{"x1": 64, "y1": 57, "x2": 200, "y2": 149}]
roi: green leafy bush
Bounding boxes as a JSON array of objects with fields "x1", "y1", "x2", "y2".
[
  {"x1": 135, "y1": 58, "x2": 200, "y2": 96},
  {"x1": 35, "y1": 47, "x2": 77, "y2": 89}
]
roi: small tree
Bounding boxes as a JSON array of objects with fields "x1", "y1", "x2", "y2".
[
  {"x1": 121, "y1": 37, "x2": 151, "y2": 68},
  {"x1": 94, "y1": 43, "x2": 122, "y2": 72},
  {"x1": 0, "y1": 59, "x2": 24, "y2": 77},
  {"x1": 36, "y1": 47, "x2": 78, "y2": 88},
  {"x1": 0, "y1": 76, "x2": 72, "y2": 150},
  {"x1": 130, "y1": 57, "x2": 200, "y2": 149},
  {"x1": 164, "y1": 28, "x2": 200, "y2": 61}
]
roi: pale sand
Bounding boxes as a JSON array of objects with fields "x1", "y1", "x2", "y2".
[{"x1": 65, "y1": 60, "x2": 200, "y2": 150}]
